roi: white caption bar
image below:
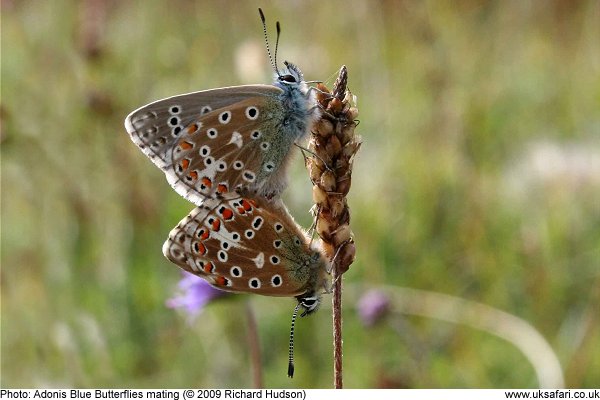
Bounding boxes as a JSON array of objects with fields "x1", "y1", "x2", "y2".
[{"x1": 0, "y1": 389, "x2": 599, "y2": 400}]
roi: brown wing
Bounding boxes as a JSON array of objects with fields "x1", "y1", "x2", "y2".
[{"x1": 163, "y1": 194, "x2": 324, "y2": 297}]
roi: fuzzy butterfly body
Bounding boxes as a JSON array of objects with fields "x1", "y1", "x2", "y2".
[
  {"x1": 125, "y1": 63, "x2": 318, "y2": 205},
  {"x1": 163, "y1": 193, "x2": 330, "y2": 314}
]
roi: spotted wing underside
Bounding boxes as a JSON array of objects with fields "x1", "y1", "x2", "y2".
[
  {"x1": 125, "y1": 85, "x2": 285, "y2": 205},
  {"x1": 163, "y1": 194, "x2": 317, "y2": 297}
]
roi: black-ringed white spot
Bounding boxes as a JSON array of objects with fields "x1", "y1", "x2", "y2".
[
  {"x1": 230, "y1": 266, "x2": 242, "y2": 277},
  {"x1": 260, "y1": 141, "x2": 270, "y2": 151},
  {"x1": 251, "y1": 130, "x2": 262, "y2": 140},
  {"x1": 217, "y1": 160, "x2": 227, "y2": 171},
  {"x1": 217, "y1": 250, "x2": 228, "y2": 262},
  {"x1": 171, "y1": 126, "x2": 182, "y2": 136},
  {"x1": 249, "y1": 278, "x2": 261, "y2": 289},
  {"x1": 294, "y1": 237, "x2": 302, "y2": 246},
  {"x1": 270, "y1": 255, "x2": 280, "y2": 265},
  {"x1": 273, "y1": 240, "x2": 282, "y2": 248},
  {"x1": 264, "y1": 162, "x2": 275, "y2": 172},
  {"x1": 271, "y1": 275, "x2": 282, "y2": 287},
  {"x1": 245, "y1": 229, "x2": 255, "y2": 239},
  {"x1": 167, "y1": 116, "x2": 181, "y2": 127},
  {"x1": 195, "y1": 259, "x2": 204, "y2": 270},
  {"x1": 201, "y1": 105, "x2": 212, "y2": 115},
  {"x1": 219, "y1": 111, "x2": 231, "y2": 124},
  {"x1": 221, "y1": 241, "x2": 230, "y2": 250},
  {"x1": 233, "y1": 160, "x2": 244, "y2": 170},
  {"x1": 207, "y1": 128, "x2": 218, "y2": 139},
  {"x1": 245, "y1": 106, "x2": 259, "y2": 120},
  {"x1": 231, "y1": 232, "x2": 240, "y2": 241},
  {"x1": 243, "y1": 170, "x2": 256, "y2": 182},
  {"x1": 252, "y1": 217, "x2": 264, "y2": 230},
  {"x1": 199, "y1": 145, "x2": 211, "y2": 157},
  {"x1": 274, "y1": 222, "x2": 284, "y2": 232},
  {"x1": 204, "y1": 156, "x2": 214, "y2": 166},
  {"x1": 169, "y1": 105, "x2": 181, "y2": 115}
]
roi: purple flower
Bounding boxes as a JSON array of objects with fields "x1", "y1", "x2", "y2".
[
  {"x1": 166, "y1": 272, "x2": 227, "y2": 321},
  {"x1": 357, "y1": 290, "x2": 390, "y2": 327}
]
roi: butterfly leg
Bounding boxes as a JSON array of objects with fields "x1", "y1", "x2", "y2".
[{"x1": 293, "y1": 143, "x2": 333, "y2": 173}]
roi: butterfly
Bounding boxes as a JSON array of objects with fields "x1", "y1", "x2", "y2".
[
  {"x1": 124, "y1": 9, "x2": 319, "y2": 205},
  {"x1": 163, "y1": 192, "x2": 330, "y2": 377},
  {"x1": 163, "y1": 192, "x2": 330, "y2": 315}
]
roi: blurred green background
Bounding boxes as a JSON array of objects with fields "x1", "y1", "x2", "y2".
[{"x1": 2, "y1": 0, "x2": 599, "y2": 388}]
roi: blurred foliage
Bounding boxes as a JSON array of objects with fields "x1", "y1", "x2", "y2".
[{"x1": 2, "y1": 0, "x2": 600, "y2": 388}]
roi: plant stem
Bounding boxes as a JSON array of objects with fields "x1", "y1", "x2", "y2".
[
  {"x1": 245, "y1": 302, "x2": 263, "y2": 388},
  {"x1": 332, "y1": 262, "x2": 343, "y2": 388}
]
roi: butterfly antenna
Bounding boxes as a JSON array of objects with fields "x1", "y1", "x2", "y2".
[
  {"x1": 287, "y1": 303, "x2": 302, "y2": 378},
  {"x1": 258, "y1": 8, "x2": 279, "y2": 76},
  {"x1": 274, "y1": 21, "x2": 281, "y2": 72}
]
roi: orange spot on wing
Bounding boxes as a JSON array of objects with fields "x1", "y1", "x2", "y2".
[
  {"x1": 203, "y1": 262, "x2": 215, "y2": 274},
  {"x1": 212, "y1": 218, "x2": 221, "y2": 231},
  {"x1": 179, "y1": 141, "x2": 193, "y2": 150},
  {"x1": 217, "y1": 183, "x2": 228, "y2": 194},
  {"x1": 222, "y1": 208, "x2": 234, "y2": 220},
  {"x1": 215, "y1": 276, "x2": 229, "y2": 286},
  {"x1": 201, "y1": 177, "x2": 213, "y2": 188},
  {"x1": 196, "y1": 242, "x2": 206, "y2": 255},
  {"x1": 188, "y1": 171, "x2": 198, "y2": 180},
  {"x1": 187, "y1": 123, "x2": 199, "y2": 134},
  {"x1": 198, "y1": 229, "x2": 209, "y2": 240},
  {"x1": 241, "y1": 199, "x2": 252, "y2": 212},
  {"x1": 180, "y1": 159, "x2": 190, "y2": 170}
]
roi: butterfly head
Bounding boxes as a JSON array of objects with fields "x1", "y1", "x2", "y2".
[
  {"x1": 297, "y1": 292, "x2": 321, "y2": 317},
  {"x1": 277, "y1": 61, "x2": 304, "y2": 85}
]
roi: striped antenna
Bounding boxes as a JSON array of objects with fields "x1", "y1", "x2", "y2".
[
  {"x1": 287, "y1": 303, "x2": 302, "y2": 378},
  {"x1": 258, "y1": 8, "x2": 279, "y2": 75}
]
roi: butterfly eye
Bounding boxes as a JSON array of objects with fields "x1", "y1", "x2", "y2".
[
  {"x1": 299, "y1": 295, "x2": 321, "y2": 316},
  {"x1": 279, "y1": 74, "x2": 297, "y2": 83}
]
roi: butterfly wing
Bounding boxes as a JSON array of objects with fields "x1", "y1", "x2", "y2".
[
  {"x1": 163, "y1": 194, "x2": 327, "y2": 297},
  {"x1": 125, "y1": 85, "x2": 296, "y2": 205}
]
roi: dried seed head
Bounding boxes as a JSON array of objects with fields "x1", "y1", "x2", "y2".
[
  {"x1": 316, "y1": 119, "x2": 334, "y2": 137},
  {"x1": 312, "y1": 185, "x2": 327, "y2": 204},
  {"x1": 332, "y1": 224, "x2": 352, "y2": 246},
  {"x1": 325, "y1": 135, "x2": 342, "y2": 157},
  {"x1": 307, "y1": 65, "x2": 360, "y2": 276},
  {"x1": 320, "y1": 170, "x2": 336, "y2": 192},
  {"x1": 330, "y1": 98, "x2": 343, "y2": 114}
]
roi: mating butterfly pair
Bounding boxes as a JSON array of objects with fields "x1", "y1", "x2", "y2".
[{"x1": 124, "y1": 9, "x2": 329, "y2": 377}]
